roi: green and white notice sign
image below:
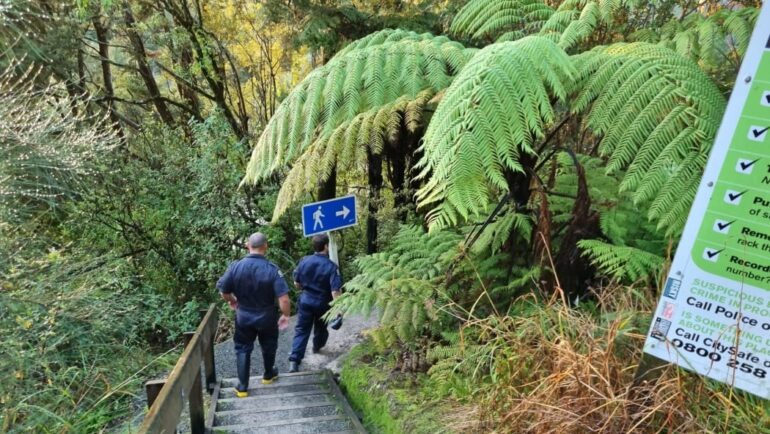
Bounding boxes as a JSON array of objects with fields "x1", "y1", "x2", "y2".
[{"x1": 643, "y1": 4, "x2": 770, "y2": 398}]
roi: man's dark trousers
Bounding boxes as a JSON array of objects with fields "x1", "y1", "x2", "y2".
[
  {"x1": 234, "y1": 307, "x2": 279, "y2": 372},
  {"x1": 289, "y1": 295, "x2": 329, "y2": 363}
]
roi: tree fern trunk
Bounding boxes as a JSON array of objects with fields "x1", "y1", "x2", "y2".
[
  {"x1": 367, "y1": 149, "x2": 383, "y2": 254},
  {"x1": 318, "y1": 167, "x2": 336, "y2": 201},
  {"x1": 503, "y1": 155, "x2": 536, "y2": 262},
  {"x1": 552, "y1": 157, "x2": 601, "y2": 303}
]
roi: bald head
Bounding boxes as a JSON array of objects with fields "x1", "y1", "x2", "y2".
[{"x1": 247, "y1": 232, "x2": 268, "y2": 253}]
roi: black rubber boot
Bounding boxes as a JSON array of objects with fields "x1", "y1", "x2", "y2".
[
  {"x1": 288, "y1": 361, "x2": 299, "y2": 373},
  {"x1": 262, "y1": 367, "x2": 278, "y2": 384},
  {"x1": 235, "y1": 353, "x2": 250, "y2": 398}
]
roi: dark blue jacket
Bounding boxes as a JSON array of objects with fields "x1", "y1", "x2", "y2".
[
  {"x1": 217, "y1": 254, "x2": 289, "y2": 313},
  {"x1": 293, "y1": 253, "x2": 342, "y2": 305}
]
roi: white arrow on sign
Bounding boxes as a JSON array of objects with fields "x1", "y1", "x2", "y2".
[{"x1": 336, "y1": 206, "x2": 350, "y2": 219}]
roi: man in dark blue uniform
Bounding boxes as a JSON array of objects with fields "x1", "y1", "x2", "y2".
[
  {"x1": 217, "y1": 233, "x2": 291, "y2": 398},
  {"x1": 288, "y1": 233, "x2": 342, "y2": 372}
]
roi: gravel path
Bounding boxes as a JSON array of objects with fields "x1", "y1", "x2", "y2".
[{"x1": 214, "y1": 311, "x2": 379, "y2": 379}]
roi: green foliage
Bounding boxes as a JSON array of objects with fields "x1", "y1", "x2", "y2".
[
  {"x1": 416, "y1": 36, "x2": 574, "y2": 231},
  {"x1": 572, "y1": 43, "x2": 725, "y2": 234},
  {"x1": 330, "y1": 226, "x2": 463, "y2": 344},
  {"x1": 635, "y1": 7, "x2": 759, "y2": 73},
  {"x1": 577, "y1": 239, "x2": 664, "y2": 281},
  {"x1": 539, "y1": 0, "x2": 629, "y2": 49},
  {"x1": 0, "y1": 66, "x2": 117, "y2": 224},
  {"x1": 450, "y1": 0, "x2": 554, "y2": 44},
  {"x1": 243, "y1": 30, "x2": 474, "y2": 190},
  {"x1": 70, "y1": 114, "x2": 298, "y2": 298},
  {"x1": 273, "y1": 88, "x2": 436, "y2": 219},
  {"x1": 470, "y1": 207, "x2": 533, "y2": 255},
  {"x1": 0, "y1": 236, "x2": 183, "y2": 432}
]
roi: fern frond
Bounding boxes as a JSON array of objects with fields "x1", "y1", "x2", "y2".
[
  {"x1": 450, "y1": 0, "x2": 555, "y2": 44},
  {"x1": 571, "y1": 43, "x2": 725, "y2": 234},
  {"x1": 416, "y1": 36, "x2": 575, "y2": 231},
  {"x1": 471, "y1": 208, "x2": 533, "y2": 254},
  {"x1": 578, "y1": 239, "x2": 663, "y2": 281},
  {"x1": 242, "y1": 30, "x2": 473, "y2": 186},
  {"x1": 270, "y1": 89, "x2": 435, "y2": 220},
  {"x1": 328, "y1": 226, "x2": 463, "y2": 344}
]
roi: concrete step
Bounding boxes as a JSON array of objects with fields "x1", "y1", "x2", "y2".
[
  {"x1": 212, "y1": 414, "x2": 353, "y2": 434},
  {"x1": 220, "y1": 372, "x2": 324, "y2": 389},
  {"x1": 218, "y1": 382, "x2": 329, "y2": 400},
  {"x1": 215, "y1": 402, "x2": 341, "y2": 426},
  {"x1": 216, "y1": 391, "x2": 333, "y2": 412}
]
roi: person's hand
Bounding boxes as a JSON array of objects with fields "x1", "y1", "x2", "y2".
[{"x1": 278, "y1": 314, "x2": 290, "y2": 331}]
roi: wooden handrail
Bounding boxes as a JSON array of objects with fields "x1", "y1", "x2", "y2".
[{"x1": 138, "y1": 304, "x2": 218, "y2": 434}]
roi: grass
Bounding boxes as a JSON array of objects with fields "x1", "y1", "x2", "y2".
[
  {"x1": 339, "y1": 342, "x2": 469, "y2": 434},
  {"x1": 452, "y1": 285, "x2": 770, "y2": 433},
  {"x1": 342, "y1": 282, "x2": 770, "y2": 433}
]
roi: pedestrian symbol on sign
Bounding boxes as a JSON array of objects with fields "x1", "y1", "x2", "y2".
[{"x1": 313, "y1": 206, "x2": 325, "y2": 230}]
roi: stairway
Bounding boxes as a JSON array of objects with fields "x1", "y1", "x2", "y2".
[{"x1": 208, "y1": 370, "x2": 366, "y2": 434}]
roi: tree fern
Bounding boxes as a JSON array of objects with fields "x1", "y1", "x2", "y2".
[
  {"x1": 542, "y1": 151, "x2": 667, "y2": 282},
  {"x1": 449, "y1": 0, "x2": 554, "y2": 44},
  {"x1": 271, "y1": 89, "x2": 436, "y2": 220},
  {"x1": 416, "y1": 36, "x2": 575, "y2": 231},
  {"x1": 329, "y1": 226, "x2": 463, "y2": 343},
  {"x1": 539, "y1": 0, "x2": 629, "y2": 50},
  {"x1": 651, "y1": 8, "x2": 759, "y2": 71},
  {"x1": 242, "y1": 30, "x2": 474, "y2": 186},
  {"x1": 571, "y1": 43, "x2": 725, "y2": 234}
]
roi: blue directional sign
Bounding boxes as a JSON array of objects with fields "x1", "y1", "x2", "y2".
[{"x1": 301, "y1": 195, "x2": 358, "y2": 237}]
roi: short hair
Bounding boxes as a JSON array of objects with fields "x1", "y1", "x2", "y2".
[
  {"x1": 248, "y1": 232, "x2": 268, "y2": 249},
  {"x1": 312, "y1": 233, "x2": 329, "y2": 252}
]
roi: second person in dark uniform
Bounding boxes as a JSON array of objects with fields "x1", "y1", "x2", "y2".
[{"x1": 288, "y1": 233, "x2": 342, "y2": 372}]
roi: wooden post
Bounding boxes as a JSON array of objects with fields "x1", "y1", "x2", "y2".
[
  {"x1": 200, "y1": 310, "x2": 217, "y2": 393},
  {"x1": 145, "y1": 380, "x2": 166, "y2": 409},
  {"x1": 182, "y1": 331, "x2": 205, "y2": 434},
  {"x1": 138, "y1": 305, "x2": 217, "y2": 434},
  {"x1": 183, "y1": 331, "x2": 195, "y2": 347},
  {"x1": 188, "y1": 366, "x2": 205, "y2": 434}
]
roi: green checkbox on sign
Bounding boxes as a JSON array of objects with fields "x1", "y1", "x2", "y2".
[
  {"x1": 724, "y1": 189, "x2": 747, "y2": 205},
  {"x1": 713, "y1": 219, "x2": 734, "y2": 234},
  {"x1": 735, "y1": 158, "x2": 759, "y2": 174},
  {"x1": 748, "y1": 125, "x2": 770, "y2": 142},
  {"x1": 702, "y1": 247, "x2": 723, "y2": 262},
  {"x1": 762, "y1": 91, "x2": 770, "y2": 107}
]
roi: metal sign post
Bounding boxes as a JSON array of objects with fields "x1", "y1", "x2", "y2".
[
  {"x1": 328, "y1": 232, "x2": 339, "y2": 266},
  {"x1": 642, "y1": 4, "x2": 770, "y2": 399}
]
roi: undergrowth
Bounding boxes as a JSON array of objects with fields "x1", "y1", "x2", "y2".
[{"x1": 414, "y1": 285, "x2": 770, "y2": 433}]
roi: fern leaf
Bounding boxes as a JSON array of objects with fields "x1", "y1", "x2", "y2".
[
  {"x1": 416, "y1": 36, "x2": 575, "y2": 231},
  {"x1": 571, "y1": 43, "x2": 725, "y2": 235}
]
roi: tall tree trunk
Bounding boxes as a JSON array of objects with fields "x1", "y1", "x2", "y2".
[
  {"x1": 123, "y1": 3, "x2": 176, "y2": 126},
  {"x1": 176, "y1": 47, "x2": 202, "y2": 121},
  {"x1": 92, "y1": 16, "x2": 124, "y2": 137},
  {"x1": 366, "y1": 149, "x2": 383, "y2": 254},
  {"x1": 163, "y1": 0, "x2": 244, "y2": 137}
]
